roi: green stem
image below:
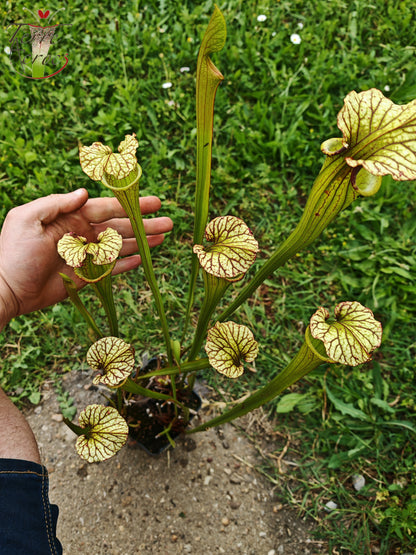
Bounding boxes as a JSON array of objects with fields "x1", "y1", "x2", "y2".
[
  {"x1": 182, "y1": 6, "x2": 226, "y2": 341},
  {"x1": 122, "y1": 377, "x2": 174, "y2": 401},
  {"x1": 59, "y1": 273, "x2": 103, "y2": 341},
  {"x1": 218, "y1": 155, "x2": 357, "y2": 322},
  {"x1": 187, "y1": 272, "x2": 230, "y2": 361},
  {"x1": 189, "y1": 328, "x2": 329, "y2": 433},
  {"x1": 75, "y1": 258, "x2": 119, "y2": 336},
  {"x1": 102, "y1": 173, "x2": 173, "y2": 365},
  {"x1": 135, "y1": 358, "x2": 211, "y2": 381},
  {"x1": 63, "y1": 417, "x2": 86, "y2": 437},
  {"x1": 93, "y1": 275, "x2": 118, "y2": 337},
  {"x1": 116, "y1": 388, "x2": 123, "y2": 413}
]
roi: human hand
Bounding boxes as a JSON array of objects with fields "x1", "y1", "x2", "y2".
[{"x1": 0, "y1": 189, "x2": 173, "y2": 328}]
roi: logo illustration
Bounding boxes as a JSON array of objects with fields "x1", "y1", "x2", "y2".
[{"x1": 6, "y1": 8, "x2": 71, "y2": 80}]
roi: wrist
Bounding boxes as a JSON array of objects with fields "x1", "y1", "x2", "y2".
[{"x1": 0, "y1": 273, "x2": 19, "y2": 332}]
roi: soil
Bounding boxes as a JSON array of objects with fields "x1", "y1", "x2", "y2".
[{"x1": 25, "y1": 370, "x2": 326, "y2": 555}]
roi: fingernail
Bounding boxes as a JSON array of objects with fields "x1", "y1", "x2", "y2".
[{"x1": 74, "y1": 188, "x2": 87, "y2": 197}]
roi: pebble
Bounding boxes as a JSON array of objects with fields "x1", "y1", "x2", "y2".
[
  {"x1": 352, "y1": 474, "x2": 365, "y2": 491},
  {"x1": 51, "y1": 413, "x2": 63, "y2": 422},
  {"x1": 121, "y1": 495, "x2": 133, "y2": 507},
  {"x1": 324, "y1": 501, "x2": 338, "y2": 512},
  {"x1": 268, "y1": 551, "x2": 276, "y2": 555},
  {"x1": 221, "y1": 517, "x2": 230, "y2": 526}
]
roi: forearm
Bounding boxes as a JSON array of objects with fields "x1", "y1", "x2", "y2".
[
  {"x1": 0, "y1": 388, "x2": 41, "y2": 463},
  {"x1": 0, "y1": 273, "x2": 19, "y2": 332}
]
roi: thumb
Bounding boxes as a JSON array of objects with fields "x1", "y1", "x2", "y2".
[{"x1": 35, "y1": 189, "x2": 89, "y2": 225}]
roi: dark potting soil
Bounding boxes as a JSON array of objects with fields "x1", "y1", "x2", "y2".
[{"x1": 124, "y1": 389, "x2": 201, "y2": 455}]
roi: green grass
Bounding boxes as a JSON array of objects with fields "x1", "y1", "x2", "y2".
[{"x1": 1, "y1": 0, "x2": 416, "y2": 552}]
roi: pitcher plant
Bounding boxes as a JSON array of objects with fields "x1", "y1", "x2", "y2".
[{"x1": 56, "y1": 7, "x2": 416, "y2": 462}]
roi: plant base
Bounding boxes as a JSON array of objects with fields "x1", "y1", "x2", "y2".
[{"x1": 125, "y1": 389, "x2": 201, "y2": 455}]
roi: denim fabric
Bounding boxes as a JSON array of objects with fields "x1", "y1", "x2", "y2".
[{"x1": 0, "y1": 458, "x2": 62, "y2": 555}]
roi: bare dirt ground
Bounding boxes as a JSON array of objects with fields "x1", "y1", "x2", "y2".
[{"x1": 26, "y1": 370, "x2": 327, "y2": 555}]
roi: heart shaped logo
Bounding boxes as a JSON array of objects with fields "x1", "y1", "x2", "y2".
[{"x1": 38, "y1": 9, "x2": 50, "y2": 19}]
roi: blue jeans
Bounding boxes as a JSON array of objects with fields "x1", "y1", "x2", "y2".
[{"x1": 0, "y1": 459, "x2": 62, "y2": 554}]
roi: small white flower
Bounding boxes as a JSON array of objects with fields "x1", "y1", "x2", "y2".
[
  {"x1": 162, "y1": 82, "x2": 172, "y2": 89},
  {"x1": 272, "y1": 32, "x2": 276, "y2": 37},
  {"x1": 4, "y1": 46, "x2": 11, "y2": 55},
  {"x1": 290, "y1": 33, "x2": 301, "y2": 45},
  {"x1": 180, "y1": 66, "x2": 190, "y2": 73},
  {"x1": 158, "y1": 27, "x2": 166, "y2": 33},
  {"x1": 167, "y1": 100, "x2": 175, "y2": 106},
  {"x1": 384, "y1": 85, "x2": 390, "y2": 92},
  {"x1": 257, "y1": 14, "x2": 267, "y2": 22},
  {"x1": 298, "y1": 22, "x2": 304, "y2": 29}
]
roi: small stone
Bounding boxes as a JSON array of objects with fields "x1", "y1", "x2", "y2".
[
  {"x1": 230, "y1": 501, "x2": 240, "y2": 510},
  {"x1": 273, "y1": 504, "x2": 283, "y2": 512},
  {"x1": 34, "y1": 406, "x2": 42, "y2": 414},
  {"x1": 121, "y1": 495, "x2": 133, "y2": 507},
  {"x1": 352, "y1": 474, "x2": 366, "y2": 492},
  {"x1": 268, "y1": 551, "x2": 276, "y2": 555},
  {"x1": 259, "y1": 531, "x2": 267, "y2": 538},
  {"x1": 203, "y1": 476, "x2": 212, "y2": 486},
  {"x1": 277, "y1": 546, "x2": 285, "y2": 554},
  {"x1": 184, "y1": 544, "x2": 192, "y2": 553},
  {"x1": 222, "y1": 440, "x2": 230, "y2": 449},
  {"x1": 171, "y1": 535, "x2": 178, "y2": 542},
  {"x1": 221, "y1": 517, "x2": 230, "y2": 526},
  {"x1": 51, "y1": 413, "x2": 63, "y2": 422},
  {"x1": 324, "y1": 501, "x2": 338, "y2": 512}
]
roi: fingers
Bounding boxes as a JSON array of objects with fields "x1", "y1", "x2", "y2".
[
  {"x1": 119, "y1": 234, "x2": 166, "y2": 256},
  {"x1": 112, "y1": 230, "x2": 166, "y2": 276},
  {"x1": 93, "y1": 216, "x2": 173, "y2": 237},
  {"x1": 112, "y1": 255, "x2": 142, "y2": 276},
  {"x1": 7, "y1": 189, "x2": 89, "y2": 226},
  {"x1": 81, "y1": 196, "x2": 163, "y2": 223}
]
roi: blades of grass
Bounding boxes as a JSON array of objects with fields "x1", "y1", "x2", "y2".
[{"x1": 325, "y1": 384, "x2": 372, "y2": 422}]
